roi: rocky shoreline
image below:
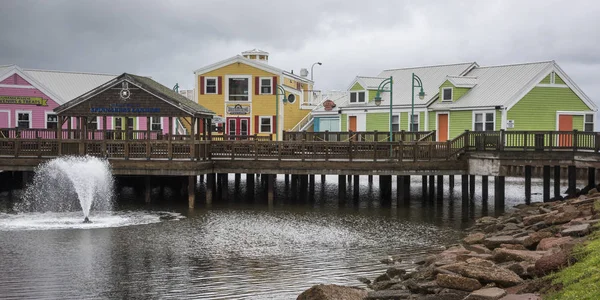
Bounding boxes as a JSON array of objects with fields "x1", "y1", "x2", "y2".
[{"x1": 298, "y1": 190, "x2": 600, "y2": 300}]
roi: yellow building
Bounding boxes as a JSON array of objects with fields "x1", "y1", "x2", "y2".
[{"x1": 194, "y1": 49, "x2": 315, "y2": 140}]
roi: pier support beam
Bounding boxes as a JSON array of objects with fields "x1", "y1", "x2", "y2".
[
  {"x1": 588, "y1": 167, "x2": 596, "y2": 188},
  {"x1": 188, "y1": 175, "x2": 196, "y2": 209},
  {"x1": 267, "y1": 174, "x2": 274, "y2": 204},
  {"x1": 353, "y1": 175, "x2": 360, "y2": 199},
  {"x1": 206, "y1": 173, "x2": 215, "y2": 204},
  {"x1": 220, "y1": 173, "x2": 228, "y2": 200},
  {"x1": 145, "y1": 176, "x2": 151, "y2": 203},
  {"x1": 428, "y1": 175, "x2": 435, "y2": 200},
  {"x1": 482, "y1": 176, "x2": 489, "y2": 202},
  {"x1": 246, "y1": 173, "x2": 255, "y2": 199},
  {"x1": 554, "y1": 166, "x2": 561, "y2": 199},
  {"x1": 437, "y1": 175, "x2": 443, "y2": 202},
  {"x1": 568, "y1": 165, "x2": 577, "y2": 198},
  {"x1": 461, "y1": 175, "x2": 469, "y2": 203},
  {"x1": 422, "y1": 175, "x2": 428, "y2": 199},
  {"x1": 449, "y1": 175, "x2": 454, "y2": 191},
  {"x1": 469, "y1": 175, "x2": 476, "y2": 200},
  {"x1": 494, "y1": 176, "x2": 505, "y2": 210},
  {"x1": 543, "y1": 165, "x2": 551, "y2": 202},
  {"x1": 368, "y1": 175, "x2": 373, "y2": 184},
  {"x1": 339, "y1": 175, "x2": 346, "y2": 201},
  {"x1": 380, "y1": 175, "x2": 392, "y2": 203},
  {"x1": 403, "y1": 175, "x2": 411, "y2": 202},
  {"x1": 284, "y1": 174, "x2": 289, "y2": 185},
  {"x1": 525, "y1": 165, "x2": 532, "y2": 204},
  {"x1": 321, "y1": 174, "x2": 326, "y2": 183}
]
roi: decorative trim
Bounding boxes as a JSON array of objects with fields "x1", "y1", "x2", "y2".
[
  {"x1": 0, "y1": 84, "x2": 36, "y2": 89},
  {"x1": 535, "y1": 84, "x2": 569, "y2": 88}
]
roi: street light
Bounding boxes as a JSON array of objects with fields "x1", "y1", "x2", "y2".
[
  {"x1": 275, "y1": 84, "x2": 287, "y2": 141},
  {"x1": 311, "y1": 62, "x2": 322, "y2": 81},
  {"x1": 411, "y1": 73, "x2": 425, "y2": 132},
  {"x1": 372, "y1": 76, "x2": 393, "y2": 142}
]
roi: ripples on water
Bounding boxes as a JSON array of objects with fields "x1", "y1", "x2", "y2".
[{"x1": 0, "y1": 175, "x2": 575, "y2": 299}]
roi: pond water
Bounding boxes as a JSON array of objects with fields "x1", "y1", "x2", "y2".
[{"x1": 0, "y1": 175, "x2": 563, "y2": 299}]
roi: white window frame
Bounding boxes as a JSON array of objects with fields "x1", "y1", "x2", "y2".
[
  {"x1": 204, "y1": 77, "x2": 218, "y2": 94},
  {"x1": 259, "y1": 77, "x2": 273, "y2": 95},
  {"x1": 44, "y1": 111, "x2": 58, "y2": 129},
  {"x1": 472, "y1": 110, "x2": 496, "y2": 131},
  {"x1": 0, "y1": 109, "x2": 10, "y2": 128},
  {"x1": 150, "y1": 117, "x2": 163, "y2": 131},
  {"x1": 88, "y1": 116, "x2": 99, "y2": 130},
  {"x1": 225, "y1": 75, "x2": 252, "y2": 102},
  {"x1": 408, "y1": 113, "x2": 420, "y2": 132},
  {"x1": 15, "y1": 110, "x2": 32, "y2": 129},
  {"x1": 259, "y1": 116, "x2": 272, "y2": 133},
  {"x1": 349, "y1": 91, "x2": 366, "y2": 104},
  {"x1": 391, "y1": 114, "x2": 400, "y2": 132},
  {"x1": 584, "y1": 113, "x2": 594, "y2": 132},
  {"x1": 442, "y1": 87, "x2": 453, "y2": 101}
]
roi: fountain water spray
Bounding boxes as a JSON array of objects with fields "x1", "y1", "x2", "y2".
[{"x1": 19, "y1": 156, "x2": 114, "y2": 222}]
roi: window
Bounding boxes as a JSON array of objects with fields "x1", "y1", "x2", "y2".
[
  {"x1": 585, "y1": 114, "x2": 594, "y2": 132},
  {"x1": 17, "y1": 112, "x2": 31, "y2": 129},
  {"x1": 474, "y1": 112, "x2": 494, "y2": 131},
  {"x1": 114, "y1": 117, "x2": 123, "y2": 130},
  {"x1": 350, "y1": 91, "x2": 365, "y2": 103},
  {"x1": 205, "y1": 77, "x2": 217, "y2": 94},
  {"x1": 259, "y1": 116, "x2": 272, "y2": 133},
  {"x1": 260, "y1": 78, "x2": 272, "y2": 94},
  {"x1": 409, "y1": 114, "x2": 419, "y2": 132},
  {"x1": 228, "y1": 77, "x2": 249, "y2": 101},
  {"x1": 442, "y1": 88, "x2": 453, "y2": 101},
  {"x1": 46, "y1": 113, "x2": 58, "y2": 129},
  {"x1": 151, "y1": 117, "x2": 162, "y2": 131},
  {"x1": 391, "y1": 115, "x2": 400, "y2": 132},
  {"x1": 88, "y1": 117, "x2": 98, "y2": 130}
]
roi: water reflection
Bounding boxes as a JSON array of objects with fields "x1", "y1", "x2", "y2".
[{"x1": 0, "y1": 174, "x2": 578, "y2": 299}]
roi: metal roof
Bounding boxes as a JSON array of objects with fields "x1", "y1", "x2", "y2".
[
  {"x1": 376, "y1": 62, "x2": 477, "y2": 106},
  {"x1": 430, "y1": 61, "x2": 553, "y2": 110},
  {"x1": 355, "y1": 76, "x2": 387, "y2": 89},
  {"x1": 23, "y1": 69, "x2": 116, "y2": 104},
  {"x1": 447, "y1": 75, "x2": 477, "y2": 88}
]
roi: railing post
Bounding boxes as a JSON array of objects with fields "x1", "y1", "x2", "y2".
[
  {"x1": 573, "y1": 129, "x2": 578, "y2": 152},
  {"x1": 231, "y1": 142, "x2": 235, "y2": 160},
  {"x1": 325, "y1": 143, "x2": 329, "y2": 161},
  {"x1": 429, "y1": 142, "x2": 433, "y2": 161},
  {"x1": 373, "y1": 140, "x2": 377, "y2": 162},
  {"x1": 37, "y1": 137, "x2": 42, "y2": 158},
  {"x1": 102, "y1": 140, "x2": 107, "y2": 158},
  {"x1": 324, "y1": 130, "x2": 329, "y2": 142},
  {"x1": 374, "y1": 130, "x2": 379, "y2": 142},
  {"x1": 401, "y1": 130, "x2": 405, "y2": 142},
  {"x1": 15, "y1": 140, "x2": 20, "y2": 158},
  {"x1": 301, "y1": 139, "x2": 306, "y2": 162},
  {"x1": 446, "y1": 140, "x2": 451, "y2": 160},
  {"x1": 255, "y1": 139, "x2": 259, "y2": 161},
  {"x1": 499, "y1": 129, "x2": 505, "y2": 151},
  {"x1": 523, "y1": 132, "x2": 528, "y2": 151},
  {"x1": 463, "y1": 130, "x2": 470, "y2": 150},
  {"x1": 348, "y1": 138, "x2": 353, "y2": 162},
  {"x1": 398, "y1": 141, "x2": 404, "y2": 161},
  {"x1": 302, "y1": 130, "x2": 307, "y2": 141},
  {"x1": 595, "y1": 133, "x2": 600, "y2": 153}
]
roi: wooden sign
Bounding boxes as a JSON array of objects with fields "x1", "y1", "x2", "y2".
[
  {"x1": 322, "y1": 99, "x2": 336, "y2": 111},
  {"x1": 0, "y1": 96, "x2": 47, "y2": 106},
  {"x1": 226, "y1": 104, "x2": 250, "y2": 115}
]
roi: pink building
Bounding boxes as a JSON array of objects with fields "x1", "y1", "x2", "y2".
[{"x1": 0, "y1": 65, "x2": 176, "y2": 135}]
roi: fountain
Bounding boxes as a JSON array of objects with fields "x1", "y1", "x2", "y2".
[{"x1": 19, "y1": 156, "x2": 114, "y2": 223}]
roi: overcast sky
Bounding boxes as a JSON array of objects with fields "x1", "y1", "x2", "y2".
[{"x1": 1, "y1": 0, "x2": 599, "y2": 104}]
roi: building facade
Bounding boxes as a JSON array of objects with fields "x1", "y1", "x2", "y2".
[
  {"x1": 313, "y1": 61, "x2": 596, "y2": 141},
  {"x1": 194, "y1": 49, "x2": 316, "y2": 140}
]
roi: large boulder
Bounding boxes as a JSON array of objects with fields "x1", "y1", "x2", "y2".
[
  {"x1": 483, "y1": 236, "x2": 517, "y2": 249},
  {"x1": 491, "y1": 248, "x2": 545, "y2": 263},
  {"x1": 440, "y1": 263, "x2": 523, "y2": 287},
  {"x1": 365, "y1": 290, "x2": 411, "y2": 299},
  {"x1": 436, "y1": 274, "x2": 483, "y2": 292},
  {"x1": 523, "y1": 212, "x2": 555, "y2": 226},
  {"x1": 545, "y1": 211, "x2": 581, "y2": 225},
  {"x1": 536, "y1": 236, "x2": 574, "y2": 251},
  {"x1": 534, "y1": 249, "x2": 573, "y2": 276},
  {"x1": 561, "y1": 223, "x2": 591, "y2": 237},
  {"x1": 464, "y1": 232, "x2": 486, "y2": 245},
  {"x1": 465, "y1": 287, "x2": 507, "y2": 300},
  {"x1": 521, "y1": 231, "x2": 553, "y2": 249},
  {"x1": 297, "y1": 284, "x2": 368, "y2": 300}
]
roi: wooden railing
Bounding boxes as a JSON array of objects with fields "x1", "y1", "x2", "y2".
[
  {"x1": 1, "y1": 130, "x2": 599, "y2": 161},
  {"x1": 282, "y1": 131, "x2": 434, "y2": 142},
  {"x1": 209, "y1": 134, "x2": 273, "y2": 141}
]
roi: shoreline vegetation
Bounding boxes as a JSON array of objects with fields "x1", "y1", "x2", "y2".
[{"x1": 298, "y1": 191, "x2": 600, "y2": 300}]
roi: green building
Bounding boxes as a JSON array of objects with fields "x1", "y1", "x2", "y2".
[{"x1": 311, "y1": 61, "x2": 596, "y2": 141}]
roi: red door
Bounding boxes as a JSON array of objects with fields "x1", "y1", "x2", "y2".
[
  {"x1": 226, "y1": 117, "x2": 250, "y2": 139},
  {"x1": 558, "y1": 115, "x2": 573, "y2": 147},
  {"x1": 349, "y1": 116, "x2": 357, "y2": 131},
  {"x1": 438, "y1": 114, "x2": 449, "y2": 141}
]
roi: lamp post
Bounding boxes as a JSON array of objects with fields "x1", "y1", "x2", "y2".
[
  {"x1": 372, "y1": 76, "x2": 393, "y2": 142},
  {"x1": 310, "y1": 62, "x2": 322, "y2": 81},
  {"x1": 275, "y1": 84, "x2": 287, "y2": 141},
  {"x1": 411, "y1": 73, "x2": 425, "y2": 132}
]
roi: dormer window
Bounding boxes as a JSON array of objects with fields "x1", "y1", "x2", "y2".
[
  {"x1": 350, "y1": 91, "x2": 365, "y2": 103},
  {"x1": 442, "y1": 87, "x2": 453, "y2": 101}
]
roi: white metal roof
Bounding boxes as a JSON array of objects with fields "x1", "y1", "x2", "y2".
[
  {"x1": 447, "y1": 75, "x2": 477, "y2": 88},
  {"x1": 430, "y1": 61, "x2": 554, "y2": 110},
  {"x1": 355, "y1": 76, "x2": 387, "y2": 89},
  {"x1": 23, "y1": 69, "x2": 117, "y2": 104},
  {"x1": 376, "y1": 62, "x2": 477, "y2": 107}
]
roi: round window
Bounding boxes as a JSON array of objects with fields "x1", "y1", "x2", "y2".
[{"x1": 287, "y1": 94, "x2": 296, "y2": 104}]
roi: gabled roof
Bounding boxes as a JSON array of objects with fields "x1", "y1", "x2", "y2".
[
  {"x1": 430, "y1": 60, "x2": 596, "y2": 111},
  {"x1": 0, "y1": 64, "x2": 117, "y2": 105},
  {"x1": 447, "y1": 75, "x2": 477, "y2": 88},
  {"x1": 55, "y1": 73, "x2": 214, "y2": 117},
  {"x1": 193, "y1": 55, "x2": 313, "y2": 84},
  {"x1": 376, "y1": 62, "x2": 478, "y2": 106},
  {"x1": 347, "y1": 76, "x2": 388, "y2": 90}
]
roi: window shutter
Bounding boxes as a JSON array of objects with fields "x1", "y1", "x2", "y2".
[
  {"x1": 296, "y1": 82, "x2": 301, "y2": 90},
  {"x1": 272, "y1": 115, "x2": 276, "y2": 133},
  {"x1": 217, "y1": 76, "x2": 222, "y2": 95},
  {"x1": 199, "y1": 76, "x2": 205, "y2": 95},
  {"x1": 254, "y1": 115, "x2": 259, "y2": 134},
  {"x1": 255, "y1": 76, "x2": 260, "y2": 95},
  {"x1": 272, "y1": 76, "x2": 277, "y2": 95}
]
